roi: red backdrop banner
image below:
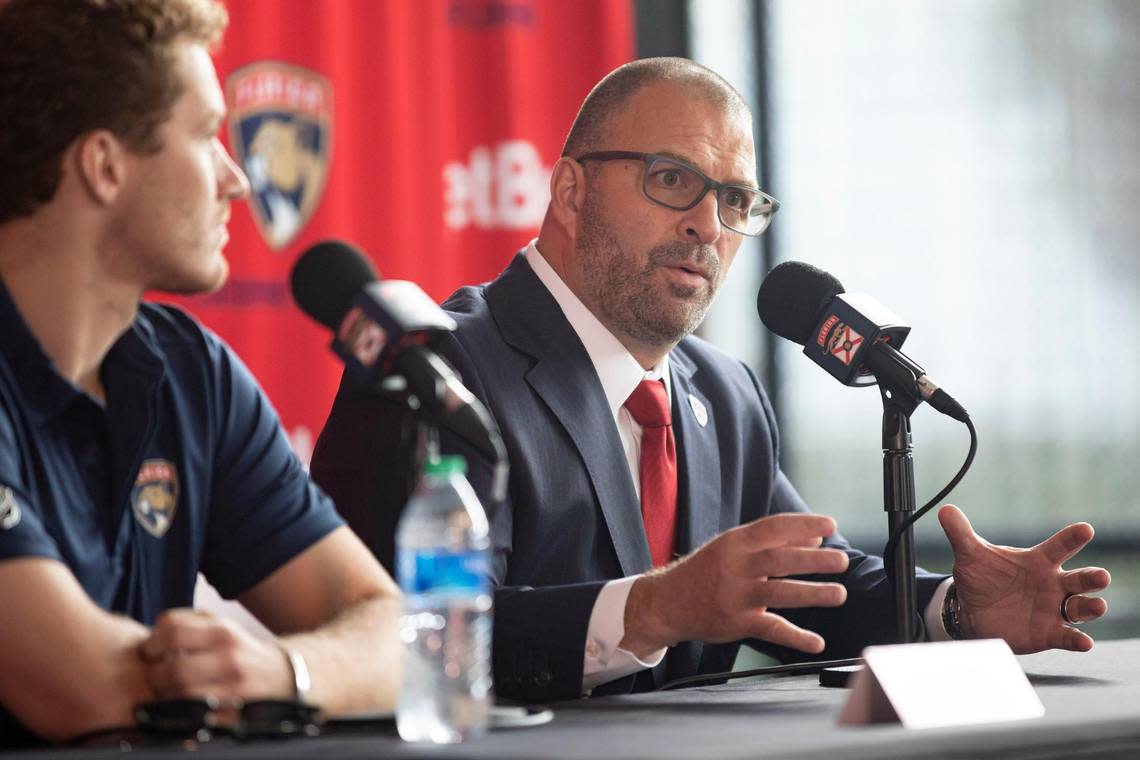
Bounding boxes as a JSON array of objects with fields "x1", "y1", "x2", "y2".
[{"x1": 164, "y1": 0, "x2": 634, "y2": 463}]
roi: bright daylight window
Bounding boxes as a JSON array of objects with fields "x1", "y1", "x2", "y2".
[{"x1": 692, "y1": 0, "x2": 1140, "y2": 640}]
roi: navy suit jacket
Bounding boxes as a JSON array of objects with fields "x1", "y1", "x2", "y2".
[{"x1": 311, "y1": 252, "x2": 946, "y2": 702}]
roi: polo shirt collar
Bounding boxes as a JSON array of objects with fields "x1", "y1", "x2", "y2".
[{"x1": 0, "y1": 277, "x2": 165, "y2": 425}]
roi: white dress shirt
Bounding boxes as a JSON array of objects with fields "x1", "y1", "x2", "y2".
[{"x1": 522, "y1": 240, "x2": 951, "y2": 695}]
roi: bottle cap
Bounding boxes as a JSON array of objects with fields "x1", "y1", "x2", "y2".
[{"x1": 423, "y1": 455, "x2": 467, "y2": 476}]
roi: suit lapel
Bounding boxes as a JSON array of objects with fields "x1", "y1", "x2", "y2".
[
  {"x1": 670, "y1": 349, "x2": 722, "y2": 555},
  {"x1": 486, "y1": 254, "x2": 651, "y2": 576}
]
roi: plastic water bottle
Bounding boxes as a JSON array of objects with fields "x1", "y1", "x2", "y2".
[{"x1": 396, "y1": 455, "x2": 493, "y2": 743}]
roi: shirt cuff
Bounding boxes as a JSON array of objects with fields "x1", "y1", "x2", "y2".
[
  {"x1": 582, "y1": 576, "x2": 667, "y2": 693},
  {"x1": 924, "y1": 577, "x2": 955, "y2": 641}
]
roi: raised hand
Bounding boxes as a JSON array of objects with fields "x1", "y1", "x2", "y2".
[
  {"x1": 938, "y1": 505, "x2": 1111, "y2": 653},
  {"x1": 621, "y1": 513, "x2": 849, "y2": 659}
]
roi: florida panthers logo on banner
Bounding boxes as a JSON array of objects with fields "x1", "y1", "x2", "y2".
[
  {"x1": 132, "y1": 459, "x2": 180, "y2": 539},
  {"x1": 226, "y1": 62, "x2": 333, "y2": 250}
]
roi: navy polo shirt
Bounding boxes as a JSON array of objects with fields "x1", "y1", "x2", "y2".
[{"x1": 0, "y1": 280, "x2": 344, "y2": 743}]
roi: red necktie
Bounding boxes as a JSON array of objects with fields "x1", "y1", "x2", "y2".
[{"x1": 624, "y1": 379, "x2": 678, "y2": 567}]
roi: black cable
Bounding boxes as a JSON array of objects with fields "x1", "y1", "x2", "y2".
[
  {"x1": 660, "y1": 656, "x2": 862, "y2": 691},
  {"x1": 883, "y1": 415, "x2": 978, "y2": 589}
]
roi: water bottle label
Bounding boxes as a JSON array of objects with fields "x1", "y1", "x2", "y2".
[{"x1": 398, "y1": 548, "x2": 490, "y2": 595}]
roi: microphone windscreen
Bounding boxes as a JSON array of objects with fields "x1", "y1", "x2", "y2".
[
  {"x1": 290, "y1": 239, "x2": 378, "y2": 329},
  {"x1": 757, "y1": 261, "x2": 845, "y2": 345}
]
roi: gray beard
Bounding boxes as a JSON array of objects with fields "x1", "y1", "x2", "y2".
[{"x1": 576, "y1": 201, "x2": 721, "y2": 351}]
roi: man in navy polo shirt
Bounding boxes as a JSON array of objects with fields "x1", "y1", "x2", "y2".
[{"x1": 0, "y1": 0, "x2": 401, "y2": 745}]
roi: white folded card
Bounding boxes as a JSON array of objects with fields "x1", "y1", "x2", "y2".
[{"x1": 838, "y1": 638, "x2": 1045, "y2": 729}]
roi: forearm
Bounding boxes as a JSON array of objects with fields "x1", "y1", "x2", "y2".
[
  {"x1": 28, "y1": 618, "x2": 153, "y2": 742},
  {"x1": 229, "y1": 528, "x2": 403, "y2": 714},
  {"x1": 51, "y1": 616, "x2": 154, "y2": 739},
  {"x1": 0, "y1": 559, "x2": 155, "y2": 742},
  {"x1": 280, "y1": 594, "x2": 402, "y2": 715}
]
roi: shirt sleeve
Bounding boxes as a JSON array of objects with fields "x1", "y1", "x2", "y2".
[
  {"x1": 0, "y1": 484, "x2": 61, "y2": 563},
  {"x1": 924, "y1": 577, "x2": 954, "y2": 641},
  {"x1": 197, "y1": 334, "x2": 343, "y2": 599},
  {"x1": 582, "y1": 576, "x2": 667, "y2": 692},
  {"x1": 0, "y1": 409, "x2": 61, "y2": 564}
]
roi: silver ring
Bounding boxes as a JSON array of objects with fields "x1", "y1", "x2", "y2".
[{"x1": 1060, "y1": 595, "x2": 1082, "y2": 626}]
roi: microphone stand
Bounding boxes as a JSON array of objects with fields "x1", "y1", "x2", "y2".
[
  {"x1": 820, "y1": 371, "x2": 925, "y2": 688},
  {"x1": 821, "y1": 364, "x2": 926, "y2": 688},
  {"x1": 863, "y1": 345, "x2": 943, "y2": 644},
  {"x1": 880, "y1": 385, "x2": 921, "y2": 644}
]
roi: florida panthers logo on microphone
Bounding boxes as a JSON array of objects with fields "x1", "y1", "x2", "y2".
[{"x1": 226, "y1": 62, "x2": 333, "y2": 250}]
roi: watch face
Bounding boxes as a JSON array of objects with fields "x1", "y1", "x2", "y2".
[{"x1": 941, "y1": 583, "x2": 963, "y2": 640}]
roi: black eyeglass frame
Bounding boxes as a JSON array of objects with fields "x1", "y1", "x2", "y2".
[{"x1": 575, "y1": 150, "x2": 780, "y2": 237}]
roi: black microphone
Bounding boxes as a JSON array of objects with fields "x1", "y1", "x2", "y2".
[
  {"x1": 290, "y1": 240, "x2": 508, "y2": 498},
  {"x1": 290, "y1": 239, "x2": 457, "y2": 385},
  {"x1": 757, "y1": 261, "x2": 968, "y2": 423}
]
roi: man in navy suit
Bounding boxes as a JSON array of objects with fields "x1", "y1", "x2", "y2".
[{"x1": 313, "y1": 57, "x2": 1110, "y2": 702}]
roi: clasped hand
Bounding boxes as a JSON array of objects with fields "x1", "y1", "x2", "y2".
[{"x1": 139, "y1": 609, "x2": 294, "y2": 702}]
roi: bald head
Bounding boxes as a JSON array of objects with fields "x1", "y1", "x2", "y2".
[
  {"x1": 538, "y1": 59, "x2": 759, "y2": 368},
  {"x1": 561, "y1": 57, "x2": 751, "y2": 159}
]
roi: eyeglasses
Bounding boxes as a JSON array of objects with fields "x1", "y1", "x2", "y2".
[{"x1": 575, "y1": 151, "x2": 780, "y2": 237}]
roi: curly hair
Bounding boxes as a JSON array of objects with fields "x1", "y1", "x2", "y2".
[{"x1": 0, "y1": 0, "x2": 229, "y2": 223}]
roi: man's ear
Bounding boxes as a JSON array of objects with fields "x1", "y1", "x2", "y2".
[
  {"x1": 548, "y1": 157, "x2": 587, "y2": 238},
  {"x1": 73, "y1": 130, "x2": 131, "y2": 206}
]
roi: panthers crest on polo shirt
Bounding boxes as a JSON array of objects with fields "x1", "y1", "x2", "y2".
[{"x1": 131, "y1": 459, "x2": 179, "y2": 538}]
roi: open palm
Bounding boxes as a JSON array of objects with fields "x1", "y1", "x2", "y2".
[{"x1": 938, "y1": 505, "x2": 1110, "y2": 653}]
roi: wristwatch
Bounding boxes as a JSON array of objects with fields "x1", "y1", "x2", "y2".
[{"x1": 941, "y1": 581, "x2": 966, "y2": 640}]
